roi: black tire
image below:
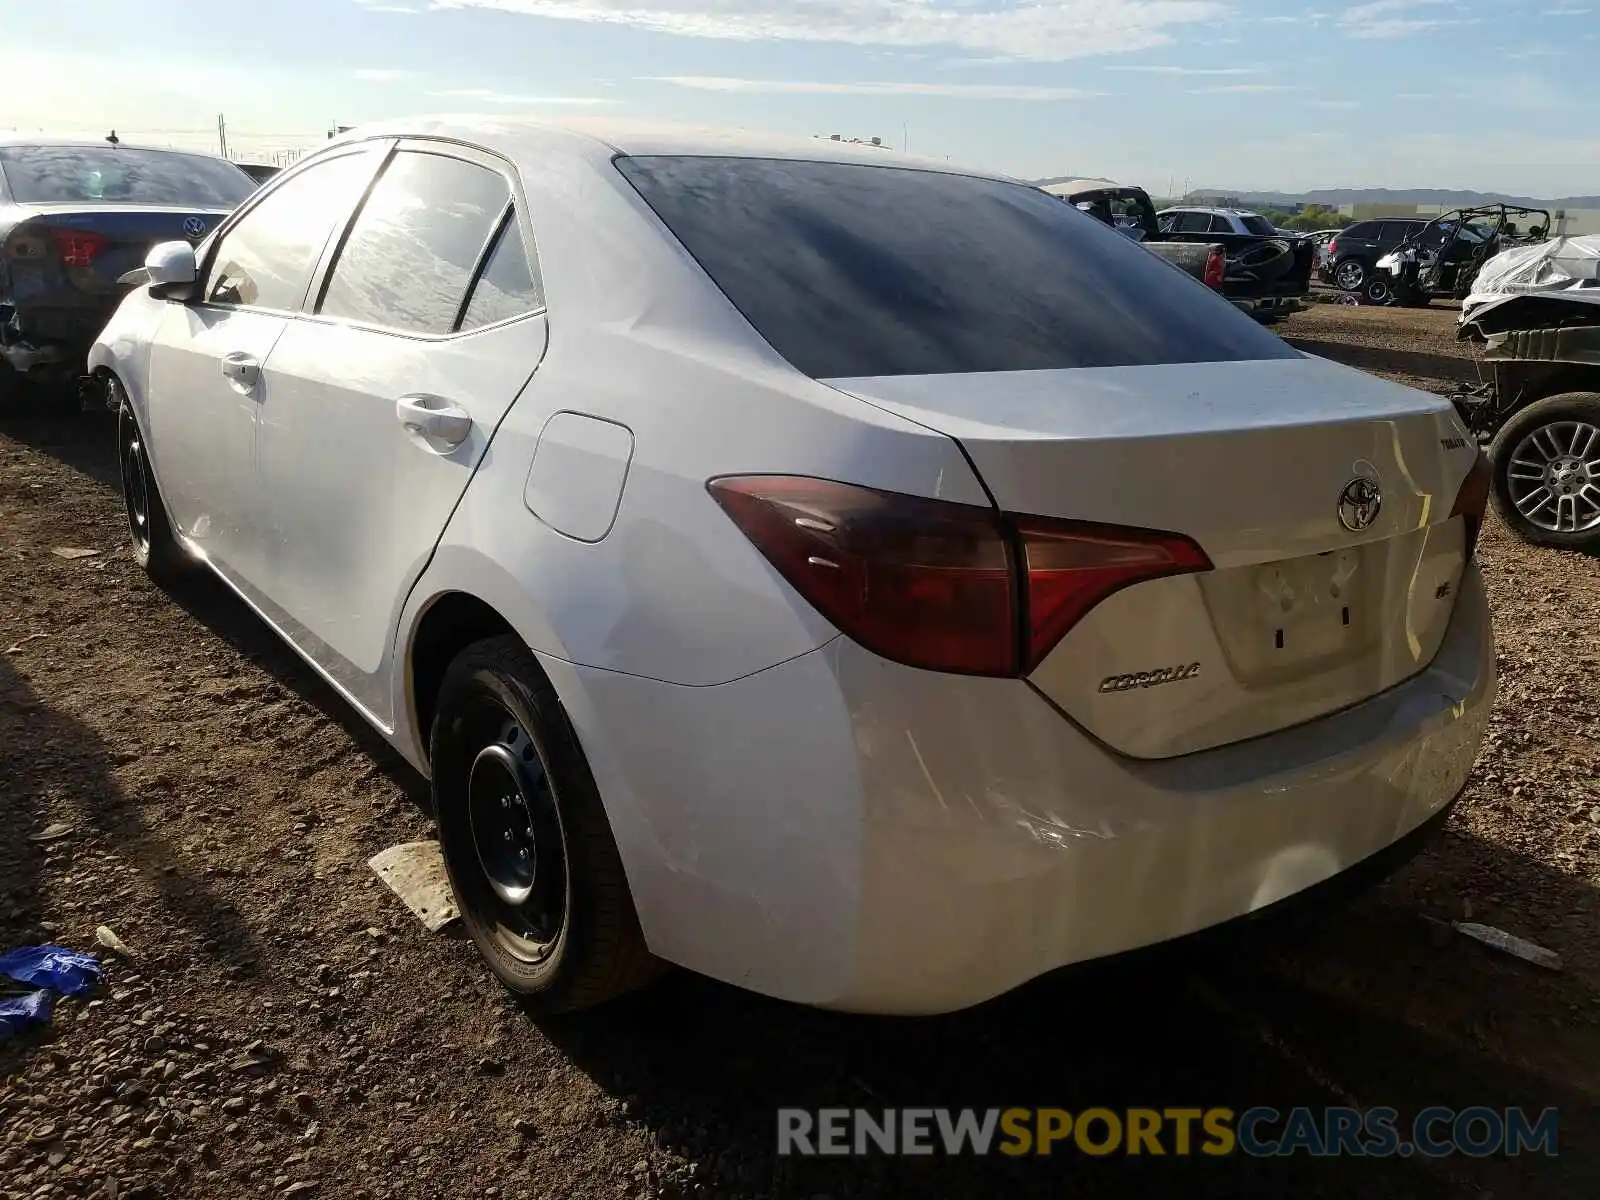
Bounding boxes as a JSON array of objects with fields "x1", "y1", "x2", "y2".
[
  {"x1": 430, "y1": 635, "x2": 660, "y2": 1013},
  {"x1": 116, "y1": 380, "x2": 189, "y2": 582},
  {"x1": 1361, "y1": 275, "x2": 1394, "y2": 305},
  {"x1": 1332, "y1": 257, "x2": 1368, "y2": 291},
  {"x1": 1488, "y1": 391, "x2": 1600, "y2": 551}
]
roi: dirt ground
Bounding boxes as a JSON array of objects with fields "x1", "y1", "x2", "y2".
[
  {"x1": 1285, "y1": 301, "x2": 1489, "y2": 386},
  {"x1": 3, "y1": 312, "x2": 1599, "y2": 1199}
]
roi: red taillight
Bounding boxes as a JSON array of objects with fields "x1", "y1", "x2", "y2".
[
  {"x1": 708, "y1": 476, "x2": 1211, "y2": 677},
  {"x1": 1202, "y1": 245, "x2": 1226, "y2": 289},
  {"x1": 1450, "y1": 448, "x2": 1491, "y2": 560},
  {"x1": 1012, "y1": 516, "x2": 1213, "y2": 670},
  {"x1": 48, "y1": 228, "x2": 110, "y2": 268}
]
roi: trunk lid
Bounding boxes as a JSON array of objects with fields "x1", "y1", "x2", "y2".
[
  {"x1": 5, "y1": 203, "x2": 226, "y2": 298},
  {"x1": 827, "y1": 355, "x2": 1479, "y2": 759}
]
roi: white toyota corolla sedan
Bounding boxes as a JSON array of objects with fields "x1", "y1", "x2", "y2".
[{"x1": 90, "y1": 117, "x2": 1495, "y2": 1015}]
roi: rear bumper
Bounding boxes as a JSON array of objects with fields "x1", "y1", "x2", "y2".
[
  {"x1": 1, "y1": 300, "x2": 114, "y2": 379},
  {"x1": 547, "y1": 564, "x2": 1494, "y2": 1015}
]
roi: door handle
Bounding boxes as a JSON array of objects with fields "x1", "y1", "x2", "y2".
[
  {"x1": 396, "y1": 394, "x2": 473, "y2": 448},
  {"x1": 221, "y1": 352, "x2": 260, "y2": 387}
]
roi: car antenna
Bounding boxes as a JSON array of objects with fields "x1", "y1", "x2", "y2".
[{"x1": 106, "y1": 130, "x2": 121, "y2": 146}]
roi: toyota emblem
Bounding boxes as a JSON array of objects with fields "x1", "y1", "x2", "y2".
[
  {"x1": 1337, "y1": 475, "x2": 1382, "y2": 533},
  {"x1": 183, "y1": 216, "x2": 209, "y2": 239}
]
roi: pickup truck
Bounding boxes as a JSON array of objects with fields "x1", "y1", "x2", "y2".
[
  {"x1": 1154, "y1": 205, "x2": 1314, "y2": 322},
  {"x1": 1043, "y1": 179, "x2": 1224, "y2": 291},
  {"x1": 1043, "y1": 182, "x2": 1311, "y2": 321}
]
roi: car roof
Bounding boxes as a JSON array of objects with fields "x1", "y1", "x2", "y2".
[
  {"x1": 0, "y1": 134, "x2": 235, "y2": 160},
  {"x1": 329, "y1": 115, "x2": 1017, "y2": 183},
  {"x1": 1160, "y1": 205, "x2": 1262, "y2": 217}
]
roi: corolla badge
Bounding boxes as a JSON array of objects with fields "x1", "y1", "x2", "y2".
[
  {"x1": 183, "y1": 216, "x2": 209, "y2": 239},
  {"x1": 1337, "y1": 475, "x2": 1383, "y2": 533}
]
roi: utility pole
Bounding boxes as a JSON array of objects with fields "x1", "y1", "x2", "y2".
[
  {"x1": 217, "y1": 113, "x2": 229, "y2": 159},
  {"x1": 903, "y1": 121, "x2": 908, "y2": 153}
]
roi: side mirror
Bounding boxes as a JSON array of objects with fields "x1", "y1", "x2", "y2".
[{"x1": 146, "y1": 241, "x2": 198, "y2": 289}]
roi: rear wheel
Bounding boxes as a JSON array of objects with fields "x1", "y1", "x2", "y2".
[
  {"x1": 1488, "y1": 392, "x2": 1600, "y2": 550},
  {"x1": 116, "y1": 378, "x2": 188, "y2": 582},
  {"x1": 1333, "y1": 257, "x2": 1368, "y2": 291},
  {"x1": 430, "y1": 635, "x2": 660, "y2": 1013}
]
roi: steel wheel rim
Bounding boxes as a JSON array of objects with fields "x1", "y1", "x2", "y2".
[
  {"x1": 462, "y1": 712, "x2": 569, "y2": 962},
  {"x1": 120, "y1": 403, "x2": 152, "y2": 555},
  {"x1": 1506, "y1": 420, "x2": 1600, "y2": 533},
  {"x1": 1335, "y1": 260, "x2": 1364, "y2": 289}
]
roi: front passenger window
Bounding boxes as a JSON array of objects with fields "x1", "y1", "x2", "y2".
[{"x1": 203, "y1": 151, "x2": 378, "y2": 311}]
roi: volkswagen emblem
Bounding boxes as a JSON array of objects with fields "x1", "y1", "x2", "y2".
[
  {"x1": 1337, "y1": 475, "x2": 1382, "y2": 533},
  {"x1": 182, "y1": 216, "x2": 209, "y2": 240}
]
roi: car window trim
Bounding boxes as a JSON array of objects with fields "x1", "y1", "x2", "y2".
[
  {"x1": 302, "y1": 139, "x2": 546, "y2": 343},
  {"x1": 192, "y1": 141, "x2": 395, "y2": 319},
  {"x1": 451, "y1": 202, "x2": 522, "y2": 333},
  {"x1": 307, "y1": 142, "x2": 403, "y2": 317}
]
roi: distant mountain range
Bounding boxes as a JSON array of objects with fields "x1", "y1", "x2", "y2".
[{"x1": 1032, "y1": 180, "x2": 1600, "y2": 209}]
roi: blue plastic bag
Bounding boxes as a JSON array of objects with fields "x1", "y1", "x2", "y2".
[
  {"x1": 0, "y1": 990, "x2": 56, "y2": 1042},
  {"x1": 0, "y1": 945, "x2": 102, "y2": 997}
]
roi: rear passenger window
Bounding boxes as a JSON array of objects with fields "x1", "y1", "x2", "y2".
[
  {"x1": 319, "y1": 150, "x2": 509, "y2": 335},
  {"x1": 460, "y1": 213, "x2": 543, "y2": 330},
  {"x1": 1345, "y1": 222, "x2": 1379, "y2": 240},
  {"x1": 1174, "y1": 212, "x2": 1211, "y2": 233}
]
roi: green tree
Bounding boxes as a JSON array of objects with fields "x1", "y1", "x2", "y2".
[{"x1": 1280, "y1": 205, "x2": 1352, "y2": 232}]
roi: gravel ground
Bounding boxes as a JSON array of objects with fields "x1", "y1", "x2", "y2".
[
  {"x1": 1284, "y1": 303, "x2": 1488, "y2": 385},
  {"x1": 1290, "y1": 303, "x2": 1470, "y2": 360},
  {"x1": 2, "y1": 317, "x2": 1599, "y2": 1198}
]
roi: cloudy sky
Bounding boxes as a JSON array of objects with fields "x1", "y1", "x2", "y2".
[{"x1": 5, "y1": 0, "x2": 1599, "y2": 195}]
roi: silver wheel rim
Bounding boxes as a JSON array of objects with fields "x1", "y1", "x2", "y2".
[
  {"x1": 1507, "y1": 420, "x2": 1600, "y2": 533},
  {"x1": 1335, "y1": 260, "x2": 1364, "y2": 289}
]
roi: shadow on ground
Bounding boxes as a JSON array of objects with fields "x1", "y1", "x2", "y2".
[
  {"x1": 0, "y1": 397, "x2": 120, "y2": 490},
  {"x1": 0, "y1": 401, "x2": 430, "y2": 812},
  {"x1": 0, "y1": 655, "x2": 261, "y2": 1040},
  {"x1": 543, "y1": 831, "x2": 1598, "y2": 1200}
]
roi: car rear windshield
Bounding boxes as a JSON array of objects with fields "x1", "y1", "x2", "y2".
[
  {"x1": 616, "y1": 156, "x2": 1298, "y2": 379},
  {"x1": 0, "y1": 145, "x2": 256, "y2": 207},
  {"x1": 1239, "y1": 214, "x2": 1277, "y2": 237}
]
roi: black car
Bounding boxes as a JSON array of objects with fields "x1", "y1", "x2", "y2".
[
  {"x1": 1323, "y1": 218, "x2": 1427, "y2": 293},
  {"x1": 237, "y1": 162, "x2": 283, "y2": 185},
  {"x1": 0, "y1": 138, "x2": 257, "y2": 405}
]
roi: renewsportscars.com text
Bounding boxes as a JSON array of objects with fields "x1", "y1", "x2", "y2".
[{"x1": 777, "y1": 1106, "x2": 1559, "y2": 1158}]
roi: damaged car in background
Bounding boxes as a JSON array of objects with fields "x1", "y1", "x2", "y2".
[
  {"x1": 0, "y1": 137, "x2": 257, "y2": 408},
  {"x1": 1453, "y1": 234, "x2": 1600, "y2": 550},
  {"x1": 1370, "y1": 204, "x2": 1549, "y2": 307}
]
